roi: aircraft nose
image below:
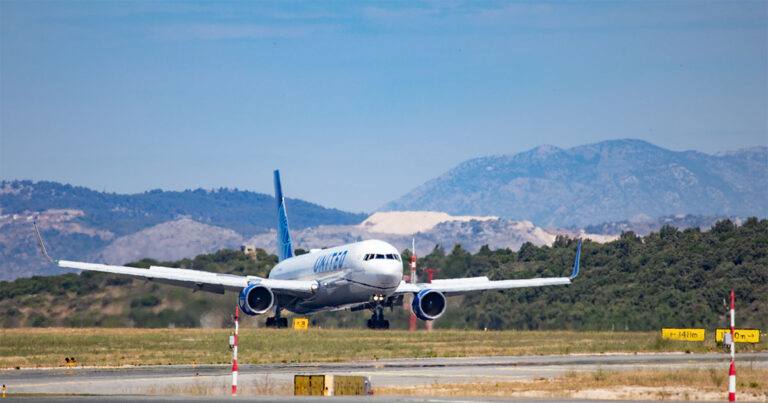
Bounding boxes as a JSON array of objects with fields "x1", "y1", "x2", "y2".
[{"x1": 370, "y1": 260, "x2": 402, "y2": 289}]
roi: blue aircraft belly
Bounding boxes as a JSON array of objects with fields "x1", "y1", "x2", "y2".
[{"x1": 281, "y1": 279, "x2": 395, "y2": 315}]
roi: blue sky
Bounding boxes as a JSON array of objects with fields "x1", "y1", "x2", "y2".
[{"x1": 1, "y1": 1, "x2": 766, "y2": 213}]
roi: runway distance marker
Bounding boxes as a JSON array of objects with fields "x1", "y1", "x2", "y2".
[
  {"x1": 661, "y1": 328, "x2": 705, "y2": 341},
  {"x1": 293, "y1": 318, "x2": 309, "y2": 330},
  {"x1": 716, "y1": 328, "x2": 760, "y2": 343}
]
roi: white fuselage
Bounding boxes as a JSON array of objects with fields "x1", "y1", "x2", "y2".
[{"x1": 267, "y1": 239, "x2": 403, "y2": 314}]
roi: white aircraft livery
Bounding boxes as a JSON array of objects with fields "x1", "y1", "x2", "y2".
[{"x1": 35, "y1": 170, "x2": 581, "y2": 329}]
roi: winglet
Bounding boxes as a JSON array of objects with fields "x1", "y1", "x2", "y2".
[
  {"x1": 570, "y1": 241, "x2": 581, "y2": 280},
  {"x1": 33, "y1": 222, "x2": 58, "y2": 264},
  {"x1": 274, "y1": 170, "x2": 294, "y2": 262}
]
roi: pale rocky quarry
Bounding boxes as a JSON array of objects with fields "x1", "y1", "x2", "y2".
[{"x1": 245, "y1": 211, "x2": 616, "y2": 256}]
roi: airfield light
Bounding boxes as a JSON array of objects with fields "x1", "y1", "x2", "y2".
[{"x1": 424, "y1": 268, "x2": 440, "y2": 283}]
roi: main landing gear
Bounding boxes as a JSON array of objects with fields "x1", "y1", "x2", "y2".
[
  {"x1": 265, "y1": 317, "x2": 288, "y2": 328},
  {"x1": 265, "y1": 305, "x2": 288, "y2": 328}
]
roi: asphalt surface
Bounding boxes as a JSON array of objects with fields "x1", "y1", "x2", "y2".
[
  {"x1": 1, "y1": 352, "x2": 766, "y2": 400},
  {"x1": 0, "y1": 397, "x2": 672, "y2": 403},
  {"x1": 0, "y1": 397, "x2": 699, "y2": 403}
]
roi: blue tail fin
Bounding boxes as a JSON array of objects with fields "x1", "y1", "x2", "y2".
[
  {"x1": 274, "y1": 170, "x2": 294, "y2": 261},
  {"x1": 570, "y1": 241, "x2": 582, "y2": 279}
]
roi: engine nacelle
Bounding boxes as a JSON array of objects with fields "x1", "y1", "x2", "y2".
[
  {"x1": 238, "y1": 284, "x2": 275, "y2": 316},
  {"x1": 412, "y1": 289, "x2": 447, "y2": 321}
]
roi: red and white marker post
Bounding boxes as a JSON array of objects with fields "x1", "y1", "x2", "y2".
[
  {"x1": 233, "y1": 306, "x2": 239, "y2": 396},
  {"x1": 409, "y1": 239, "x2": 418, "y2": 331},
  {"x1": 728, "y1": 290, "x2": 736, "y2": 402}
]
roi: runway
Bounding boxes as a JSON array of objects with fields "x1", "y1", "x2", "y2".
[{"x1": 2, "y1": 352, "x2": 766, "y2": 399}]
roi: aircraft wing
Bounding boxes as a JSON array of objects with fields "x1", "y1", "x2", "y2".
[
  {"x1": 394, "y1": 241, "x2": 581, "y2": 297},
  {"x1": 36, "y1": 224, "x2": 316, "y2": 297}
]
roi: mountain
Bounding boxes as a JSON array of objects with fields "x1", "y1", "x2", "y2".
[
  {"x1": 95, "y1": 218, "x2": 244, "y2": 265},
  {"x1": 382, "y1": 140, "x2": 768, "y2": 227},
  {"x1": 0, "y1": 181, "x2": 367, "y2": 281},
  {"x1": 0, "y1": 180, "x2": 367, "y2": 236}
]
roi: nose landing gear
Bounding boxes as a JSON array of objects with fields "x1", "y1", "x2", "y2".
[
  {"x1": 367, "y1": 305, "x2": 389, "y2": 329},
  {"x1": 366, "y1": 294, "x2": 391, "y2": 329}
]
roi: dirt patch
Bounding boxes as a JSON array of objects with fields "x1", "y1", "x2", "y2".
[{"x1": 378, "y1": 368, "x2": 768, "y2": 401}]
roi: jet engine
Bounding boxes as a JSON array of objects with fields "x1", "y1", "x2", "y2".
[
  {"x1": 411, "y1": 289, "x2": 447, "y2": 321},
  {"x1": 238, "y1": 284, "x2": 275, "y2": 315}
]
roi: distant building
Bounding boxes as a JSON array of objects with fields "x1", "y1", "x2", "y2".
[{"x1": 241, "y1": 244, "x2": 258, "y2": 259}]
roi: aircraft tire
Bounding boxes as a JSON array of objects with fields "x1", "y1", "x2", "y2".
[
  {"x1": 366, "y1": 318, "x2": 389, "y2": 330},
  {"x1": 279, "y1": 318, "x2": 288, "y2": 328}
]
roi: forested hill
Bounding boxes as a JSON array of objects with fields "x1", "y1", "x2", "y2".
[
  {"x1": 0, "y1": 180, "x2": 367, "y2": 280},
  {"x1": 0, "y1": 180, "x2": 367, "y2": 236},
  {"x1": 1, "y1": 218, "x2": 765, "y2": 331},
  {"x1": 433, "y1": 217, "x2": 767, "y2": 331}
]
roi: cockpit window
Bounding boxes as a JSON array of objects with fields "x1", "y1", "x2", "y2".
[{"x1": 364, "y1": 253, "x2": 401, "y2": 261}]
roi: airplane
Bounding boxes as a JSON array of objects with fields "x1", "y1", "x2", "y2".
[{"x1": 35, "y1": 170, "x2": 581, "y2": 329}]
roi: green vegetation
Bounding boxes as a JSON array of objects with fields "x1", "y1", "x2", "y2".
[
  {"x1": 0, "y1": 218, "x2": 766, "y2": 331},
  {"x1": 424, "y1": 217, "x2": 768, "y2": 331},
  {"x1": 0, "y1": 249, "x2": 274, "y2": 328}
]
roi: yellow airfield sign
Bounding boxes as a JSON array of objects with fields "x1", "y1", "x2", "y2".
[
  {"x1": 661, "y1": 328, "x2": 705, "y2": 341},
  {"x1": 716, "y1": 328, "x2": 760, "y2": 343},
  {"x1": 293, "y1": 318, "x2": 309, "y2": 330}
]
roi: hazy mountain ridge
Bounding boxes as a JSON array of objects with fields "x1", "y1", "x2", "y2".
[
  {"x1": 95, "y1": 218, "x2": 244, "y2": 265},
  {"x1": 0, "y1": 180, "x2": 367, "y2": 236},
  {"x1": 382, "y1": 139, "x2": 768, "y2": 227},
  {"x1": 3, "y1": 139, "x2": 765, "y2": 280},
  {"x1": 0, "y1": 181, "x2": 367, "y2": 280}
]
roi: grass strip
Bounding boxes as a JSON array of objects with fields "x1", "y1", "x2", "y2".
[{"x1": 1, "y1": 328, "x2": 765, "y2": 368}]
